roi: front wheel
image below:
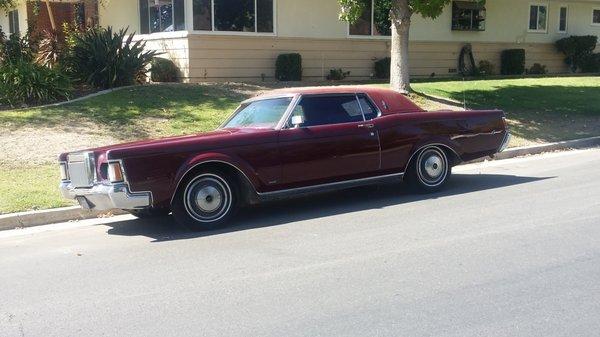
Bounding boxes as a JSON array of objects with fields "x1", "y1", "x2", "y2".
[
  {"x1": 172, "y1": 171, "x2": 238, "y2": 231},
  {"x1": 405, "y1": 146, "x2": 452, "y2": 193}
]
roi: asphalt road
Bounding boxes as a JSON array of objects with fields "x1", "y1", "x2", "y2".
[{"x1": 1, "y1": 149, "x2": 599, "y2": 337}]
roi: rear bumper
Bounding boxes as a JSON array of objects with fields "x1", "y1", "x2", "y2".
[
  {"x1": 60, "y1": 182, "x2": 151, "y2": 211},
  {"x1": 498, "y1": 132, "x2": 512, "y2": 152}
]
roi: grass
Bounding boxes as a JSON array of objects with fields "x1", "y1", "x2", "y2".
[
  {"x1": 1, "y1": 77, "x2": 598, "y2": 214},
  {"x1": 0, "y1": 165, "x2": 75, "y2": 214},
  {"x1": 410, "y1": 76, "x2": 600, "y2": 146},
  {"x1": 0, "y1": 83, "x2": 250, "y2": 141}
]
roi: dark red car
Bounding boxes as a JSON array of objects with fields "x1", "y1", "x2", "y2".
[{"x1": 59, "y1": 86, "x2": 510, "y2": 230}]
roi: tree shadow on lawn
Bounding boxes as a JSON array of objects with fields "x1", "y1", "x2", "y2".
[
  {"x1": 416, "y1": 85, "x2": 600, "y2": 143},
  {"x1": 104, "y1": 173, "x2": 552, "y2": 242}
]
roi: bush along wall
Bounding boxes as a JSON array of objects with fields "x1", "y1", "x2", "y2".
[
  {"x1": 555, "y1": 35, "x2": 599, "y2": 73},
  {"x1": 501, "y1": 49, "x2": 525, "y2": 75},
  {"x1": 151, "y1": 57, "x2": 180, "y2": 82},
  {"x1": 275, "y1": 53, "x2": 302, "y2": 81},
  {"x1": 374, "y1": 57, "x2": 391, "y2": 79}
]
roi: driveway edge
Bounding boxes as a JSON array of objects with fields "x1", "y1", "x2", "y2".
[{"x1": 1, "y1": 135, "x2": 599, "y2": 231}]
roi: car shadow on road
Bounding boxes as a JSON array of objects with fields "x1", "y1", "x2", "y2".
[{"x1": 105, "y1": 173, "x2": 552, "y2": 242}]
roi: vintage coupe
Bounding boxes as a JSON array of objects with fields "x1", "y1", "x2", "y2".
[{"x1": 59, "y1": 86, "x2": 510, "y2": 230}]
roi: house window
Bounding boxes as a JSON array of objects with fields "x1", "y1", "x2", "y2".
[
  {"x1": 593, "y1": 8, "x2": 600, "y2": 26},
  {"x1": 193, "y1": 0, "x2": 274, "y2": 33},
  {"x1": 529, "y1": 4, "x2": 548, "y2": 32},
  {"x1": 139, "y1": 0, "x2": 185, "y2": 34},
  {"x1": 558, "y1": 6, "x2": 567, "y2": 33},
  {"x1": 451, "y1": 1, "x2": 486, "y2": 31},
  {"x1": 8, "y1": 10, "x2": 19, "y2": 34},
  {"x1": 348, "y1": 0, "x2": 391, "y2": 37}
]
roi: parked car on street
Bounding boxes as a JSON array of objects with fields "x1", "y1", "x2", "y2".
[{"x1": 59, "y1": 86, "x2": 510, "y2": 230}]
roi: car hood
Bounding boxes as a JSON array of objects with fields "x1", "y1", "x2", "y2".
[{"x1": 59, "y1": 128, "x2": 271, "y2": 161}]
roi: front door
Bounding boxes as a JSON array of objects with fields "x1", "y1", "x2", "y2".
[{"x1": 277, "y1": 94, "x2": 381, "y2": 189}]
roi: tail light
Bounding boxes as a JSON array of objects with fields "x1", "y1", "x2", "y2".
[{"x1": 108, "y1": 161, "x2": 125, "y2": 183}]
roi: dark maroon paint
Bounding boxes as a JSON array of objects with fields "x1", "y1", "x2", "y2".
[{"x1": 59, "y1": 87, "x2": 507, "y2": 209}]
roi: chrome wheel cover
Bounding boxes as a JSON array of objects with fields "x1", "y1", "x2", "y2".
[
  {"x1": 416, "y1": 148, "x2": 448, "y2": 187},
  {"x1": 183, "y1": 174, "x2": 232, "y2": 223}
]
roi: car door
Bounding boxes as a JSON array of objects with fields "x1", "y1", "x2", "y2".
[{"x1": 277, "y1": 94, "x2": 381, "y2": 189}]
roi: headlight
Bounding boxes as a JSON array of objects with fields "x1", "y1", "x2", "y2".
[
  {"x1": 59, "y1": 162, "x2": 69, "y2": 181},
  {"x1": 108, "y1": 161, "x2": 125, "y2": 183}
]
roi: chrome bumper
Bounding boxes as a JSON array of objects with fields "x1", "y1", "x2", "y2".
[
  {"x1": 499, "y1": 132, "x2": 512, "y2": 152},
  {"x1": 60, "y1": 182, "x2": 151, "y2": 211}
]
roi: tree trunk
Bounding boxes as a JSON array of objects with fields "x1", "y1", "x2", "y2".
[
  {"x1": 390, "y1": 0, "x2": 411, "y2": 93},
  {"x1": 45, "y1": 0, "x2": 56, "y2": 30}
]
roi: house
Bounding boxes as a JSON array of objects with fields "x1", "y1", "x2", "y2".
[{"x1": 1, "y1": 0, "x2": 599, "y2": 82}]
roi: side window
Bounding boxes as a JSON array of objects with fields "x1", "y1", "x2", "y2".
[
  {"x1": 357, "y1": 94, "x2": 379, "y2": 120},
  {"x1": 295, "y1": 95, "x2": 365, "y2": 127}
]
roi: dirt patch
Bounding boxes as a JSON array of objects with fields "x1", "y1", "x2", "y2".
[{"x1": 0, "y1": 126, "x2": 118, "y2": 168}]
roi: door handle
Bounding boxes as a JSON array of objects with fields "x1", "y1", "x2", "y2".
[{"x1": 358, "y1": 123, "x2": 375, "y2": 129}]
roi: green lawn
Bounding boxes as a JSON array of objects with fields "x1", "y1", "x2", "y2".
[
  {"x1": 1, "y1": 78, "x2": 598, "y2": 214},
  {"x1": 0, "y1": 165, "x2": 75, "y2": 214},
  {"x1": 411, "y1": 77, "x2": 600, "y2": 146},
  {"x1": 0, "y1": 83, "x2": 249, "y2": 141}
]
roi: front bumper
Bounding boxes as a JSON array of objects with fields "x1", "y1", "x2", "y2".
[{"x1": 60, "y1": 182, "x2": 151, "y2": 211}]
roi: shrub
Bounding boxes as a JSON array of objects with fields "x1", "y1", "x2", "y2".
[
  {"x1": 374, "y1": 57, "x2": 391, "y2": 79},
  {"x1": 0, "y1": 32, "x2": 35, "y2": 64},
  {"x1": 0, "y1": 60, "x2": 72, "y2": 106},
  {"x1": 327, "y1": 68, "x2": 350, "y2": 80},
  {"x1": 501, "y1": 49, "x2": 525, "y2": 75},
  {"x1": 275, "y1": 53, "x2": 302, "y2": 81},
  {"x1": 477, "y1": 60, "x2": 494, "y2": 75},
  {"x1": 66, "y1": 27, "x2": 158, "y2": 89},
  {"x1": 528, "y1": 63, "x2": 547, "y2": 75},
  {"x1": 580, "y1": 53, "x2": 600, "y2": 73},
  {"x1": 555, "y1": 35, "x2": 598, "y2": 72},
  {"x1": 36, "y1": 29, "x2": 62, "y2": 68},
  {"x1": 150, "y1": 57, "x2": 180, "y2": 82}
]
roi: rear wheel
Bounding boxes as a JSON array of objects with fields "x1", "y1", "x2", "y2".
[
  {"x1": 172, "y1": 170, "x2": 238, "y2": 231},
  {"x1": 405, "y1": 146, "x2": 451, "y2": 193}
]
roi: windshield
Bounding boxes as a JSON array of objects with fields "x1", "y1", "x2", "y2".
[{"x1": 223, "y1": 97, "x2": 293, "y2": 129}]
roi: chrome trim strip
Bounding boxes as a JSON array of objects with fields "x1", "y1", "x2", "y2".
[
  {"x1": 257, "y1": 172, "x2": 404, "y2": 197},
  {"x1": 450, "y1": 130, "x2": 503, "y2": 140}
]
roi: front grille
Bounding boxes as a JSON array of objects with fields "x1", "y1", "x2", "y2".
[{"x1": 67, "y1": 152, "x2": 96, "y2": 188}]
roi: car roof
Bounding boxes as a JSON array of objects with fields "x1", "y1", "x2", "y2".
[{"x1": 254, "y1": 86, "x2": 425, "y2": 115}]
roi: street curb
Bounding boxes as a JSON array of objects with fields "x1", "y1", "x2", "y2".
[
  {"x1": 469, "y1": 135, "x2": 600, "y2": 163},
  {"x1": 1, "y1": 136, "x2": 599, "y2": 231},
  {"x1": 0, "y1": 207, "x2": 127, "y2": 231}
]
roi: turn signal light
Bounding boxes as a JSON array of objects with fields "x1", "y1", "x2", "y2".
[
  {"x1": 59, "y1": 162, "x2": 69, "y2": 181},
  {"x1": 108, "y1": 162, "x2": 125, "y2": 183}
]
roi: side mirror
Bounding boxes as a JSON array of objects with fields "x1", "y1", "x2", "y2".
[{"x1": 291, "y1": 115, "x2": 305, "y2": 128}]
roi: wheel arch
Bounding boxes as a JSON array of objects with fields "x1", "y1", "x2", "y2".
[
  {"x1": 170, "y1": 156, "x2": 259, "y2": 207},
  {"x1": 405, "y1": 140, "x2": 462, "y2": 171}
]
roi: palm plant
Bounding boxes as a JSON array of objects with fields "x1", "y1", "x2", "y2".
[{"x1": 67, "y1": 27, "x2": 158, "y2": 89}]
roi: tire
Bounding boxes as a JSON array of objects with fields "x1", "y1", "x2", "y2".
[
  {"x1": 171, "y1": 170, "x2": 238, "y2": 231},
  {"x1": 405, "y1": 146, "x2": 452, "y2": 193},
  {"x1": 127, "y1": 208, "x2": 170, "y2": 219}
]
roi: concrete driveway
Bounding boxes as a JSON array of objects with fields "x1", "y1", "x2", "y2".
[{"x1": 1, "y1": 149, "x2": 599, "y2": 337}]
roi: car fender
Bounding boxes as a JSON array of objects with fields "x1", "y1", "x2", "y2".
[{"x1": 171, "y1": 152, "x2": 261, "y2": 197}]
